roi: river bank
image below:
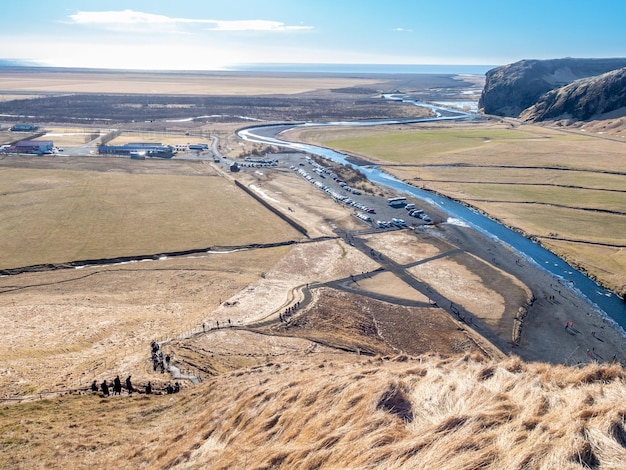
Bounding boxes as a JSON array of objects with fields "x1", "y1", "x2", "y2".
[{"x1": 240, "y1": 122, "x2": 626, "y2": 365}]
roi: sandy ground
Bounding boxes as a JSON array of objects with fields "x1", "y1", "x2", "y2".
[
  {"x1": 236, "y1": 166, "x2": 364, "y2": 238},
  {"x1": 434, "y1": 222, "x2": 626, "y2": 365},
  {"x1": 356, "y1": 271, "x2": 430, "y2": 302},
  {"x1": 0, "y1": 70, "x2": 387, "y2": 96}
]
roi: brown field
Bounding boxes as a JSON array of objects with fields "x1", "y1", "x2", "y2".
[
  {"x1": 0, "y1": 70, "x2": 387, "y2": 96},
  {"x1": 0, "y1": 156, "x2": 301, "y2": 269},
  {"x1": 2, "y1": 154, "x2": 621, "y2": 399},
  {"x1": 356, "y1": 271, "x2": 430, "y2": 301},
  {"x1": 284, "y1": 122, "x2": 626, "y2": 295},
  {"x1": 0, "y1": 249, "x2": 288, "y2": 397}
]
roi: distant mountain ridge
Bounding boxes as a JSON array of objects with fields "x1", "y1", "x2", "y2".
[{"x1": 479, "y1": 58, "x2": 626, "y2": 121}]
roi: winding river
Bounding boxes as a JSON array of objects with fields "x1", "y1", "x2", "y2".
[{"x1": 238, "y1": 104, "x2": 626, "y2": 332}]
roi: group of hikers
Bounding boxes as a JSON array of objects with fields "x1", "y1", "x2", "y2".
[
  {"x1": 151, "y1": 340, "x2": 169, "y2": 373},
  {"x1": 92, "y1": 375, "x2": 141, "y2": 396},
  {"x1": 91, "y1": 375, "x2": 180, "y2": 397},
  {"x1": 279, "y1": 302, "x2": 301, "y2": 322},
  {"x1": 90, "y1": 340, "x2": 182, "y2": 397}
]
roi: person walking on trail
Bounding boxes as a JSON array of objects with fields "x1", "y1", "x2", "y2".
[
  {"x1": 90, "y1": 380, "x2": 98, "y2": 392},
  {"x1": 101, "y1": 380, "x2": 110, "y2": 396},
  {"x1": 126, "y1": 375, "x2": 134, "y2": 395},
  {"x1": 113, "y1": 376, "x2": 122, "y2": 395},
  {"x1": 145, "y1": 382, "x2": 152, "y2": 394}
]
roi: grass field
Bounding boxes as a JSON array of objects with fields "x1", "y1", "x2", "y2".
[
  {"x1": 0, "y1": 158, "x2": 301, "y2": 269},
  {"x1": 311, "y1": 127, "x2": 544, "y2": 163},
  {"x1": 285, "y1": 123, "x2": 626, "y2": 295}
]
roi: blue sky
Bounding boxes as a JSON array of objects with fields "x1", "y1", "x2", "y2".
[{"x1": 1, "y1": 0, "x2": 624, "y2": 71}]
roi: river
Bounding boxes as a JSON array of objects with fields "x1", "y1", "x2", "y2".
[{"x1": 238, "y1": 105, "x2": 626, "y2": 333}]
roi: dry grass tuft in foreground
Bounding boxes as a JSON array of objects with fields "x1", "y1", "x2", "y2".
[{"x1": 2, "y1": 354, "x2": 626, "y2": 469}]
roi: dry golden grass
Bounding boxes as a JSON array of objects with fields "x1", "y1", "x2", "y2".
[
  {"x1": 2, "y1": 354, "x2": 625, "y2": 469},
  {"x1": 356, "y1": 271, "x2": 430, "y2": 302},
  {"x1": 0, "y1": 158, "x2": 301, "y2": 269},
  {"x1": 0, "y1": 248, "x2": 290, "y2": 397}
]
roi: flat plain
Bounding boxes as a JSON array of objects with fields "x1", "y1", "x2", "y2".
[
  {"x1": 0, "y1": 69, "x2": 384, "y2": 95},
  {"x1": 0, "y1": 156, "x2": 301, "y2": 269},
  {"x1": 2, "y1": 68, "x2": 626, "y2": 469}
]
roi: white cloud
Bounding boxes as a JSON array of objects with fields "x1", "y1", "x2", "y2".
[
  {"x1": 68, "y1": 9, "x2": 312, "y2": 33},
  {"x1": 70, "y1": 10, "x2": 178, "y2": 25},
  {"x1": 209, "y1": 20, "x2": 312, "y2": 32},
  {"x1": 393, "y1": 27, "x2": 413, "y2": 32}
]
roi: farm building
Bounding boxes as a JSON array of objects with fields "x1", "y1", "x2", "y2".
[
  {"x1": 7, "y1": 140, "x2": 54, "y2": 154},
  {"x1": 10, "y1": 123, "x2": 38, "y2": 132},
  {"x1": 98, "y1": 142, "x2": 175, "y2": 158}
]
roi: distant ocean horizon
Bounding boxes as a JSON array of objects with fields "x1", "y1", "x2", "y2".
[
  {"x1": 230, "y1": 63, "x2": 497, "y2": 75},
  {"x1": 0, "y1": 59, "x2": 496, "y2": 75}
]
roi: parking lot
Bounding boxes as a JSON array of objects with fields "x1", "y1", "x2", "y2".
[{"x1": 248, "y1": 151, "x2": 441, "y2": 232}]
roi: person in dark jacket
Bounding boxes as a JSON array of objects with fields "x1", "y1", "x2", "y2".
[
  {"x1": 101, "y1": 380, "x2": 109, "y2": 396},
  {"x1": 113, "y1": 376, "x2": 122, "y2": 395},
  {"x1": 125, "y1": 375, "x2": 134, "y2": 395}
]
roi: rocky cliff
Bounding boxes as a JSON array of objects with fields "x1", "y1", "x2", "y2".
[
  {"x1": 479, "y1": 58, "x2": 626, "y2": 118},
  {"x1": 520, "y1": 67, "x2": 626, "y2": 121}
]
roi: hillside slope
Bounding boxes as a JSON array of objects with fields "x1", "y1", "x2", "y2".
[
  {"x1": 479, "y1": 58, "x2": 626, "y2": 117},
  {"x1": 520, "y1": 67, "x2": 626, "y2": 122},
  {"x1": 2, "y1": 354, "x2": 626, "y2": 469}
]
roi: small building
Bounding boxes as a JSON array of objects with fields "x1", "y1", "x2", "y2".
[
  {"x1": 10, "y1": 123, "x2": 38, "y2": 132},
  {"x1": 98, "y1": 143, "x2": 175, "y2": 158},
  {"x1": 189, "y1": 143, "x2": 209, "y2": 150},
  {"x1": 10, "y1": 140, "x2": 54, "y2": 154}
]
